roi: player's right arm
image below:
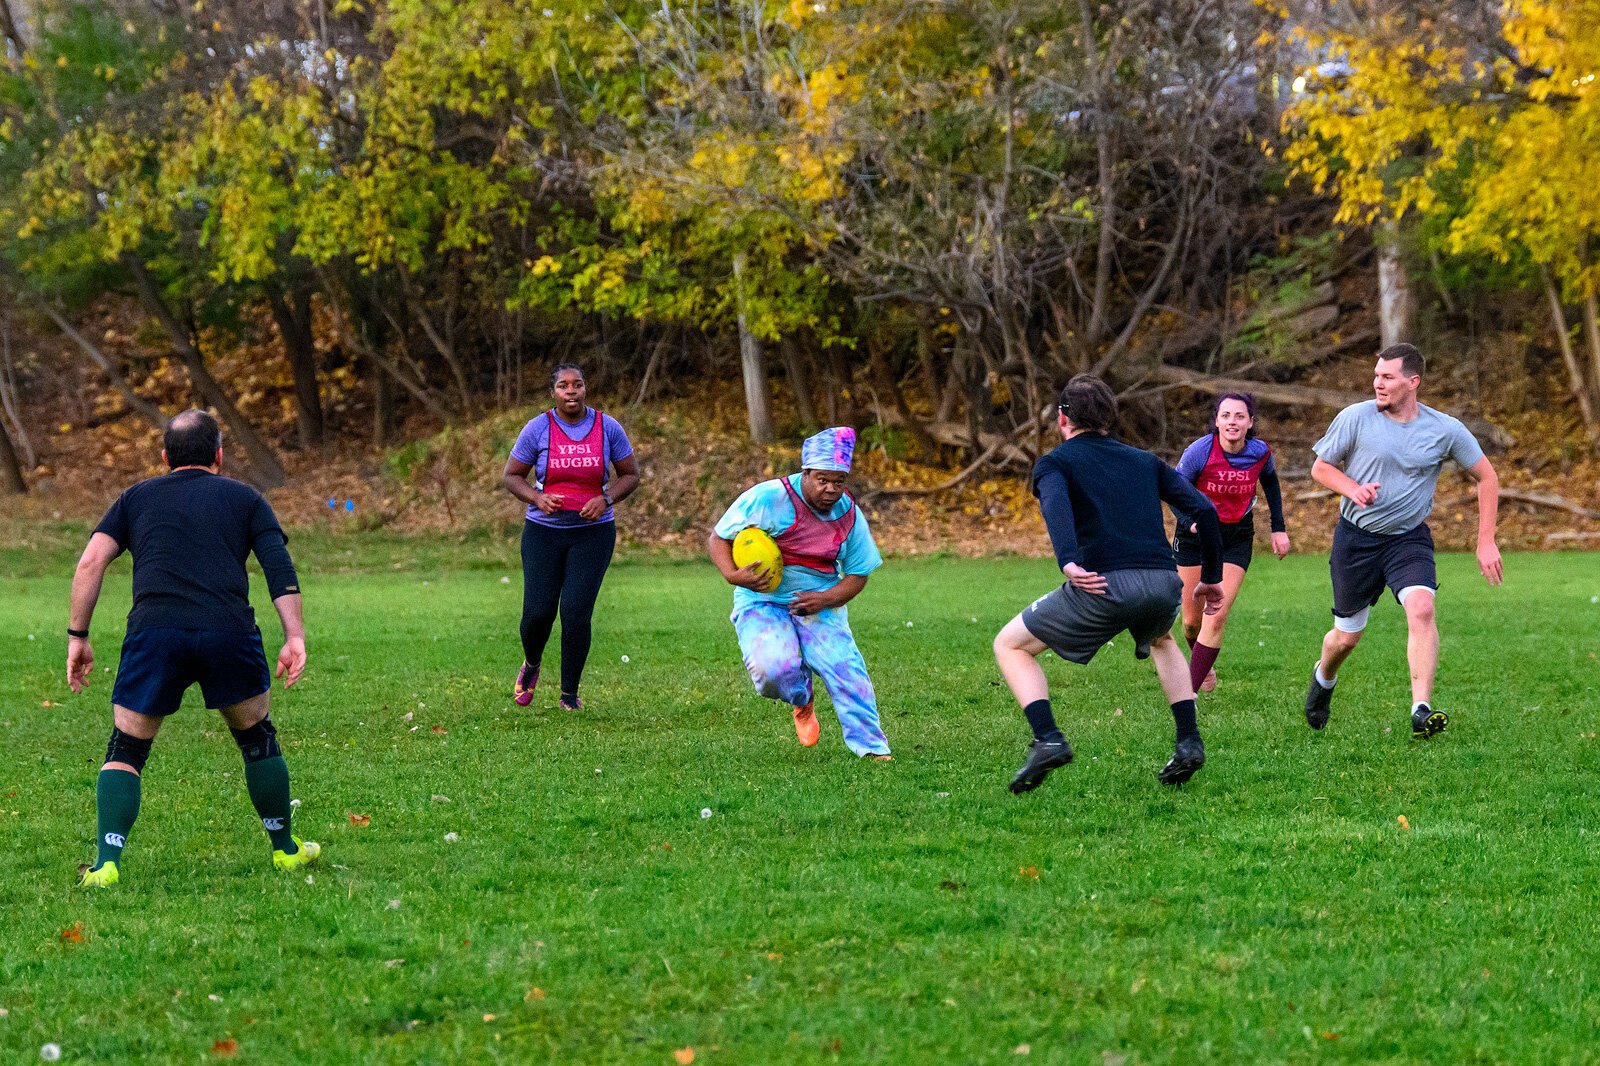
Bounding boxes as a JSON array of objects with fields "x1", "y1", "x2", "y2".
[
  {"x1": 67, "y1": 532, "x2": 123, "y2": 692},
  {"x1": 504, "y1": 456, "x2": 563, "y2": 514},
  {"x1": 1311, "y1": 457, "x2": 1379, "y2": 508},
  {"x1": 706, "y1": 532, "x2": 771, "y2": 590}
]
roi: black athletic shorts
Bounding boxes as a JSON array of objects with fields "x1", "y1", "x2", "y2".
[
  {"x1": 1174, "y1": 514, "x2": 1254, "y2": 570},
  {"x1": 110, "y1": 626, "x2": 271, "y2": 717},
  {"x1": 1329, "y1": 519, "x2": 1437, "y2": 619}
]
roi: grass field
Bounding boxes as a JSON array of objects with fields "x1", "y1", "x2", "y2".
[{"x1": 3, "y1": 534, "x2": 1599, "y2": 1064}]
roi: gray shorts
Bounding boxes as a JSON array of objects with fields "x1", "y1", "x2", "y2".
[{"x1": 1021, "y1": 568, "x2": 1183, "y2": 665}]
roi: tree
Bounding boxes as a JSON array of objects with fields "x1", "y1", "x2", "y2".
[{"x1": 1283, "y1": 0, "x2": 1600, "y2": 440}]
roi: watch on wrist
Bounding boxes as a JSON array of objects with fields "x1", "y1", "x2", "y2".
[
  {"x1": 601, "y1": 491, "x2": 613, "y2": 507},
  {"x1": 68, "y1": 627, "x2": 89, "y2": 639}
]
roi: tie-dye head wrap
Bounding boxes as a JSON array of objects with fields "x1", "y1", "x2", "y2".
[{"x1": 800, "y1": 426, "x2": 856, "y2": 473}]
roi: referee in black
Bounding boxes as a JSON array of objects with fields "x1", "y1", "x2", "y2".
[
  {"x1": 994, "y1": 375, "x2": 1226, "y2": 792},
  {"x1": 68, "y1": 410, "x2": 319, "y2": 886}
]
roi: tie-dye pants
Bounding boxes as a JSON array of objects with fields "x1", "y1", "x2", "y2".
[{"x1": 730, "y1": 601, "x2": 890, "y2": 756}]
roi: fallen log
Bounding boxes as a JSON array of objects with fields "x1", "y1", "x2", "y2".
[
  {"x1": 1148, "y1": 364, "x2": 1514, "y2": 452},
  {"x1": 1439, "y1": 487, "x2": 1600, "y2": 520},
  {"x1": 1544, "y1": 531, "x2": 1600, "y2": 542}
]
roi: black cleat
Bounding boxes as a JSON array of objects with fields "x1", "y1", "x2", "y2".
[
  {"x1": 1304, "y1": 668, "x2": 1334, "y2": 730},
  {"x1": 1411, "y1": 703, "x2": 1448, "y2": 739},
  {"x1": 1009, "y1": 738, "x2": 1073, "y2": 794},
  {"x1": 1158, "y1": 734, "x2": 1205, "y2": 785}
]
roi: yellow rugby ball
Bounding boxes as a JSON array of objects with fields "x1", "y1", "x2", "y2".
[{"x1": 731, "y1": 527, "x2": 783, "y2": 592}]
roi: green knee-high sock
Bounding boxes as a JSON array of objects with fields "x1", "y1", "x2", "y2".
[
  {"x1": 243, "y1": 756, "x2": 297, "y2": 854},
  {"x1": 95, "y1": 768, "x2": 141, "y2": 869}
]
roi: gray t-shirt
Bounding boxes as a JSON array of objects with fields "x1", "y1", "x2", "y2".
[{"x1": 1313, "y1": 401, "x2": 1485, "y2": 534}]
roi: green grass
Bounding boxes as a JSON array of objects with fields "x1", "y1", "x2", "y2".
[{"x1": 3, "y1": 539, "x2": 1600, "y2": 1063}]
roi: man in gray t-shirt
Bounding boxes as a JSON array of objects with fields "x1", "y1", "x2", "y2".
[{"x1": 1302, "y1": 343, "x2": 1503, "y2": 740}]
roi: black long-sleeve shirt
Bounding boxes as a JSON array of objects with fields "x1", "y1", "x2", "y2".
[
  {"x1": 94, "y1": 469, "x2": 300, "y2": 633},
  {"x1": 1031, "y1": 432, "x2": 1223, "y2": 585}
]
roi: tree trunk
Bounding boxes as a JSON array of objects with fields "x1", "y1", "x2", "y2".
[
  {"x1": 1376, "y1": 219, "x2": 1414, "y2": 349},
  {"x1": 780, "y1": 336, "x2": 817, "y2": 426},
  {"x1": 123, "y1": 255, "x2": 288, "y2": 487},
  {"x1": 0, "y1": 0, "x2": 25, "y2": 52},
  {"x1": 266, "y1": 282, "x2": 325, "y2": 449},
  {"x1": 374, "y1": 367, "x2": 395, "y2": 447},
  {"x1": 1582, "y1": 292, "x2": 1600, "y2": 414},
  {"x1": 731, "y1": 252, "x2": 773, "y2": 444},
  {"x1": 1539, "y1": 266, "x2": 1598, "y2": 440},
  {"x1": 0, "y1": 415, "x2": 24, "y2": 493}
]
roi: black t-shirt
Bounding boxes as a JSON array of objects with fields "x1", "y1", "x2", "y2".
[
  {"x1": 1031, "y1": 433, "x2": 1224, "y2": 585},
  {"x1": 93, "y1": 469, "x2": 300, "y2": 633}
]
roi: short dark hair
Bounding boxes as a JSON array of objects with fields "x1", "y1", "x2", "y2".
[
  {"x1": 1377, "y1": 342, "x2": 1424, "y2": 378},
  {"x1": 549, "y1": 362, "x2": 585, "y2": 388},
  {"x1": 1056, "y1": 374, "x2": 1117, "y2": 434},
  {"x1": 1214, "y1": 391, "x2": 1257, "y2": 438},
  {"x1": 163, "y1": 409, "x2": 221, "y2": 468}
]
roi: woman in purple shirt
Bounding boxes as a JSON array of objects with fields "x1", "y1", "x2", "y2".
[{"x1": 502, "y1": 364, "x2": 641, "y2": 710}]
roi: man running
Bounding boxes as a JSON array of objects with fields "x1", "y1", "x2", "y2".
[
  {"x1": 708, "y1": 427, "x2": 892, "y2": 759},
  {"x1": 995, "y1": 375, "x2": 1223, "y2": 793},
  {"x1": 68, "y1": 410, "x2": 318, "y2": 886},
  {"x1": 1303, "y1": 343, "x2": 1503, "y2": 737}
]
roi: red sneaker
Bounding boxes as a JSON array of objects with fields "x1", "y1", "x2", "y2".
[
  {"x1": 513, "y1": 662, "x2": 538, "y2": 706},
  {"x1": 792, "y1": 702, "x2": 820, "y2": 747}
]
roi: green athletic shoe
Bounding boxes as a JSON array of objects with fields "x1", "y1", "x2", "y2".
[
  {"x1": 272, "y1": 838, "x2": 322, "y2": 872},
  {"x1": 77, "y1": 861, "x2": 119, "y2": 888}
]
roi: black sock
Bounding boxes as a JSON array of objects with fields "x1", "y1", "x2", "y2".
[
  {"x1": 1170, "y1": 698, "x2": 1199, "y2": 742},
  {"x1": 1023, "y1": 699, "x2": 1063, "y2": 744}
]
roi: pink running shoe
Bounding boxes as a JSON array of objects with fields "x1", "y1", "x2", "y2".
[
  {"x1": 513, "y1": 662, "x2": 539, "y2": 706},
  {"x1": 558, "y1": 694, "x2": 583, "y2": 711}
]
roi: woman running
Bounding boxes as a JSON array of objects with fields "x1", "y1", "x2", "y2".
[
  {"x1": 1174, "y1": 392, "x2": 1290, "y2": 693},
  {"x1": 503, "y1": 363, "x2": 641, "y2": 710}
]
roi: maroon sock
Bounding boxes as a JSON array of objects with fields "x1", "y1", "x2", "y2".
[{"x1": 1189, "y1": 640, "x2": 1221, "y2": 692}]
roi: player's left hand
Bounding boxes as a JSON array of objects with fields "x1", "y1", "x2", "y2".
[
  {"x1": 1477, "y1": 539, "x2": 1503, "y2": 586},
  {"x1": 1193, "y1": 582, "x2": 1225, "y2": 616},
  {"x1": 789, "y1": 590, "x2": 832, "y2": 617},
  {"x1": 578, "y1": 496, "x2": 607, "y2": 521},
  {"x1": 1063, "y1": 562, "x2": 1108, "y2": 594},
  {"x1": 67, "y1": 637, "x2": 94, "y2": 693},
  {"x1": 1271, "y1": 532, "x2": 1291, "y2": 560},
  {"x1": 276, "y1": 637, "x2": 307, "y2": 689}
]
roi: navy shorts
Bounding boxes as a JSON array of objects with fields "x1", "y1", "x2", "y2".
[
  {"x1": 1329, "y1": 519, "x2": 1437, "y2": 619},
  {"x1": 1174, "y1": 515, "x2": 1255, "y2": 570},
  {"x1": 110, "y1": 627, "x2": 271, "y2": 717}
]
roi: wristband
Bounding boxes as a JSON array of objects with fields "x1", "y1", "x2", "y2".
[
  {"x1": 601, "y1": 491, "x2": 614, "y2": 507},
  {"x1": 67, "y1": 627, "x2": 89, "y2": 639}
]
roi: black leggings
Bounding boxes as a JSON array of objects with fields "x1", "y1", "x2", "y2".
[{"x1": 519, "y1": 519, "x2": 617, "y2": 697}]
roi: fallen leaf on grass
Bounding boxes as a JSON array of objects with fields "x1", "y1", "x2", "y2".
[
  {"x1": 673, "y1": 1048, "x2": 696, "y2": 1064},
  {"x1": 430, "y1": 725, "x2": 448, "y2": 735},
  {"x1": 766, "y1": 951, "x2": 782, "y2": 961},
  {"x1": 41, "y1": 700, "x2": 57, "y2": 708},
  {"x1": 482, "y1": 1013, "x2": 496, "y2": 1022},
  {"x1": 59, "y1": 922, "x2": 85, "y2": 944},
  {"x1": 211, "y1": 1038, "x2": 239, "y2": 1057},
  {"x1": 348, "y1": 812, "x2": 371, "y2": 827},
  {"x1": 1321, "y1": 1031, "x2": 1339, "y2": 1041},
  {"x1": 1396, "y1": 815, "x2": 1411, "y2": 831},
  {"x1": 1018, "y1": 866, "x2": 1040, "y2": 881},
  {"x1": 525, "y1": 987, "x2": 547, "y2": 1002},
  {"x1": 1014, "y1": 1044, "x2": 1031, "y2": 1055}
]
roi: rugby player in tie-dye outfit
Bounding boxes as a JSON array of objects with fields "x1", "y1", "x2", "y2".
[{"x1": 707, "y1": 427, "x2": 892, "y2": 759}]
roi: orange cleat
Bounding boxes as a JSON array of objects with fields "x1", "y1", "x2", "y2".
[{"x1": 792, "y1": 702, "x2": 820, "y2": 747}]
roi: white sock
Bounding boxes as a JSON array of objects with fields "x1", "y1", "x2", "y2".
[
  {"x1": 1412, "y1": 701, "x2": 1430, "y2": 714},
  {"x1": 1314, "y1": 662, "x2": 1336, "y2": 689}
]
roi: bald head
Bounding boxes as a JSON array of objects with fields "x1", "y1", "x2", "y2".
[{"x1": 163, "y1": 409, "x2": 222, "y2": 469}]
